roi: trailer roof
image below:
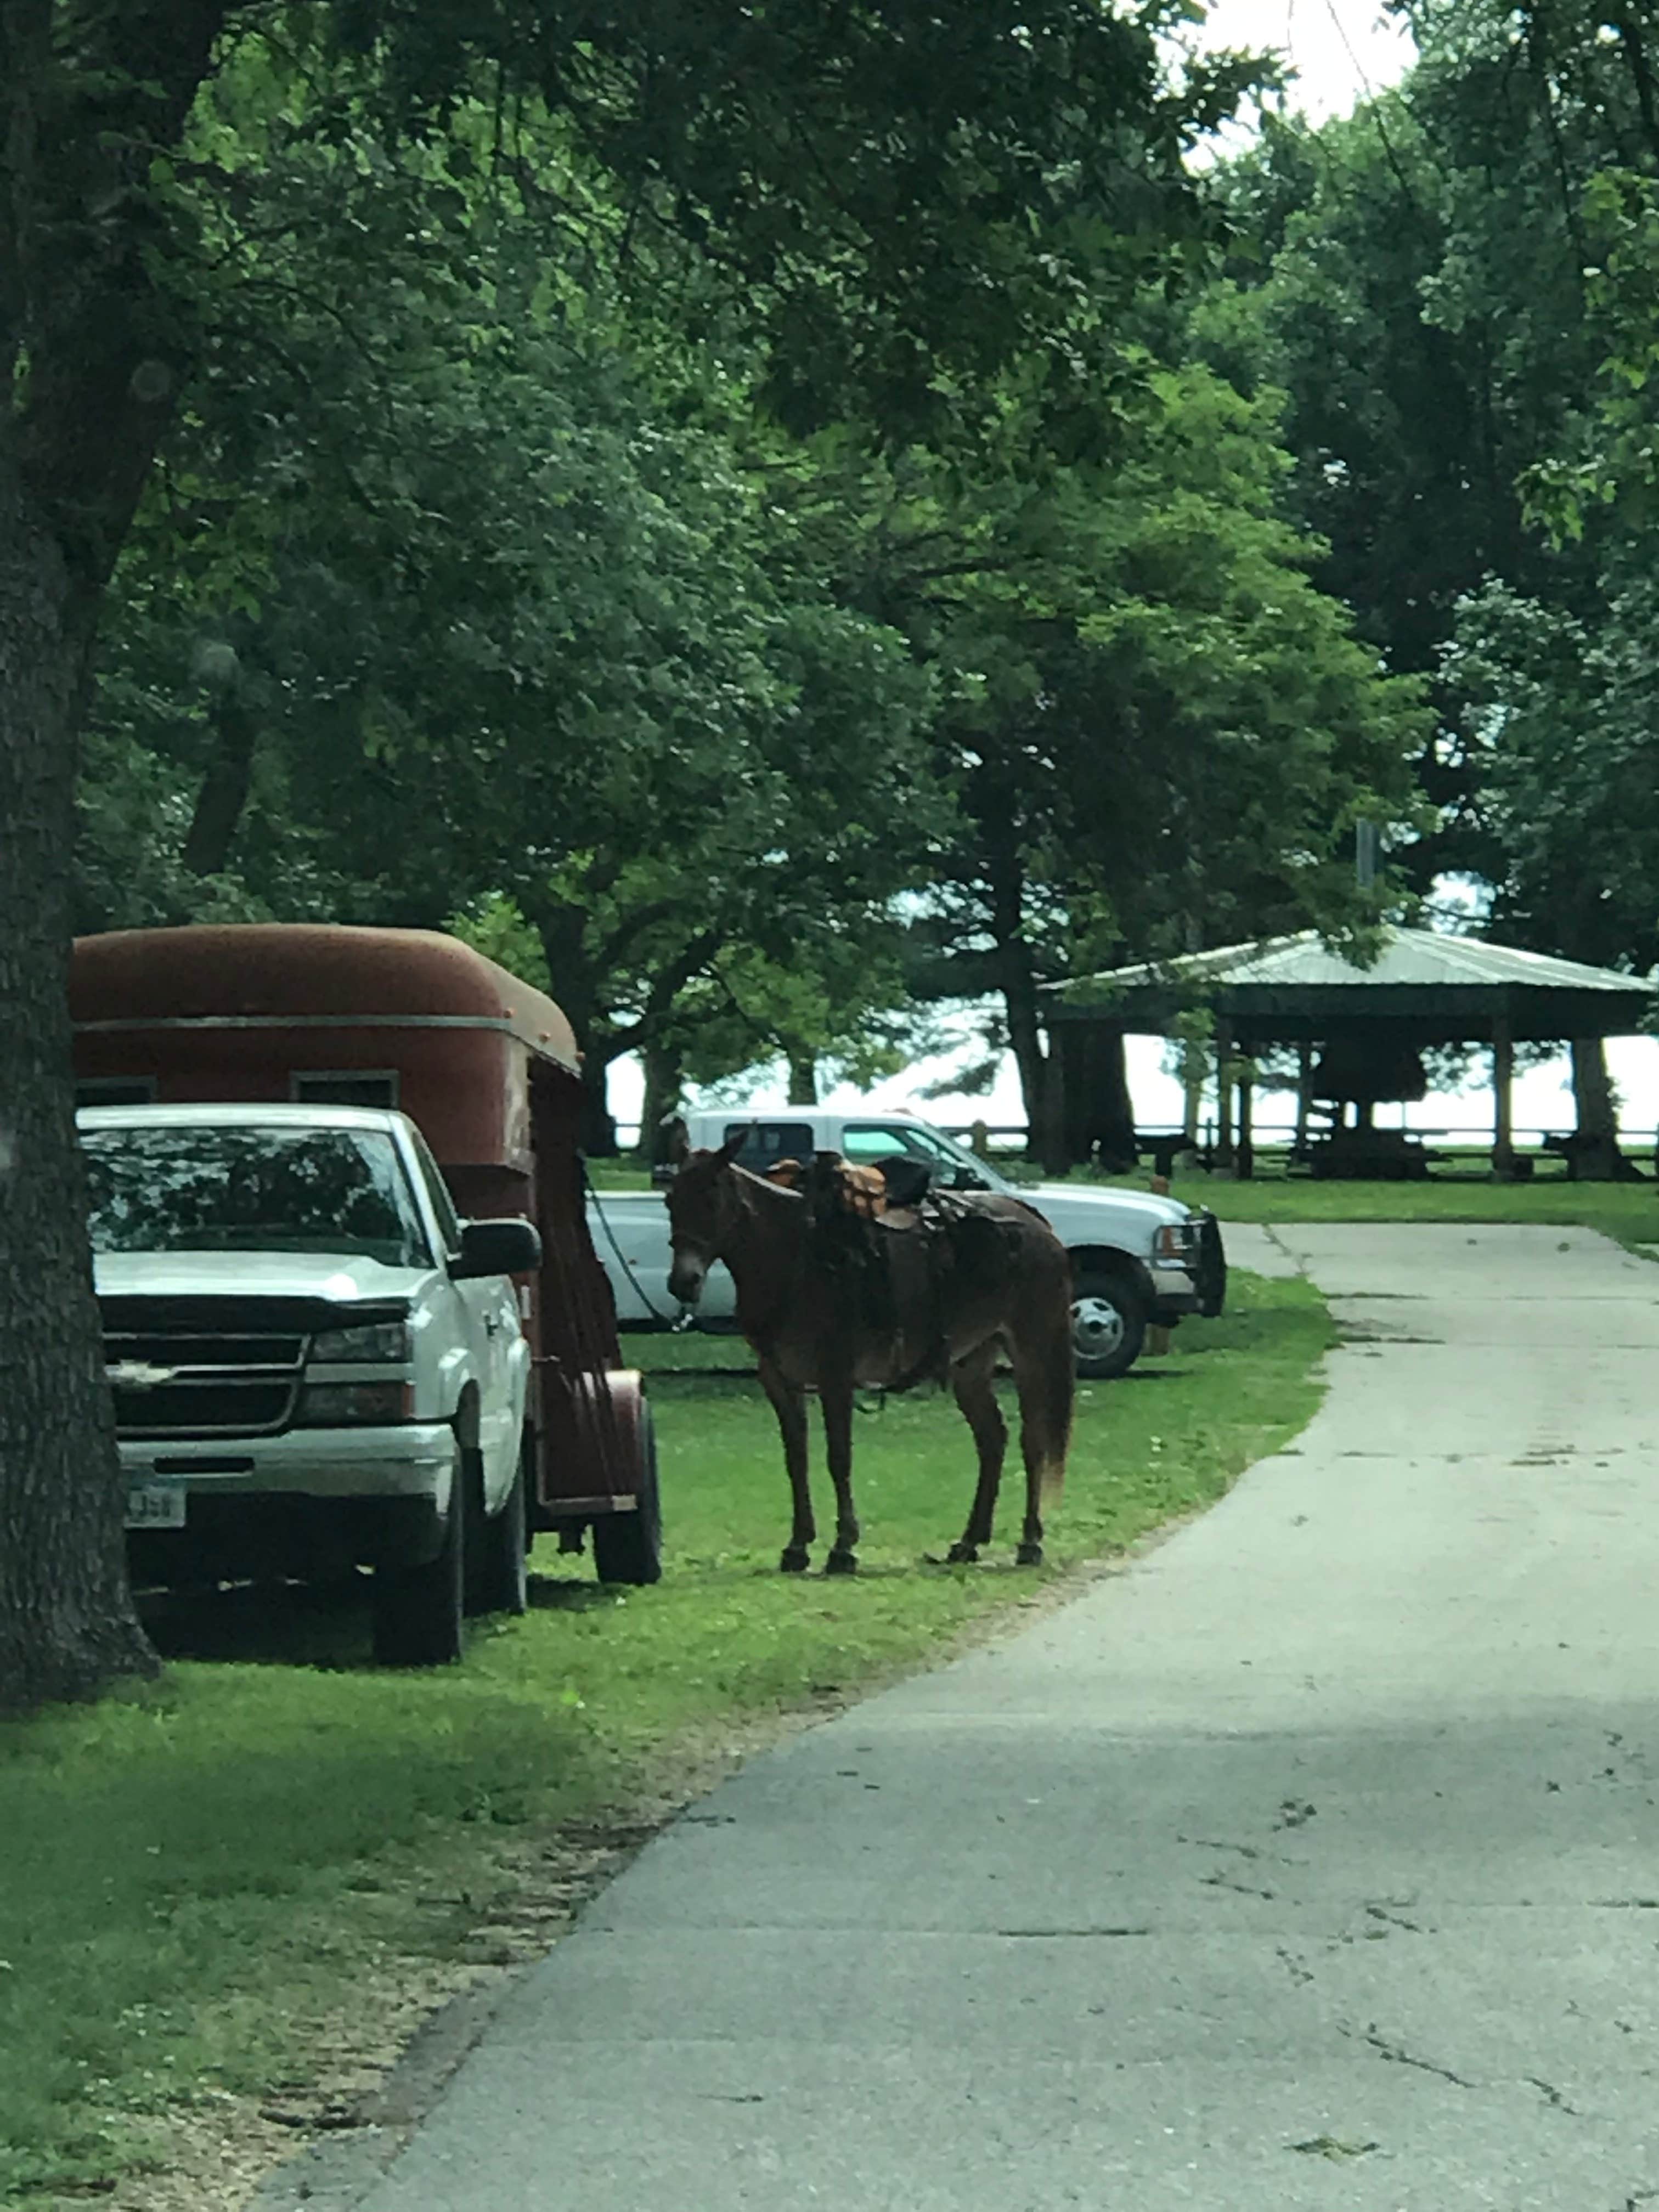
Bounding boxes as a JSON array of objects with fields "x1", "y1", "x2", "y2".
[{"x1": 71, "y1": 925, "x2": 580, "y2": 1075}]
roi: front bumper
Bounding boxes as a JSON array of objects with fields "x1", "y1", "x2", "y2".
[
  {"x1": 1148, "y1": 1260, "x2": 1203, "y2": 1317},
  {"x1": 1146, "y1": 1212, "x2": 1227, "y2": 1323},
  {"x1": 120, "y1": 1425, "x2": 458, "y2": 1587},
  {"x1": 118, "y1": 1422, "x2": 456, "y2": 1507}
]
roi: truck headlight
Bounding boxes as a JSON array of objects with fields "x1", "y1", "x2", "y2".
[
  {"x1": 1154, "y1": 1224, "x2": 1197, "y2": 1260},
  {"x1": 298, "y1": 1381, "x2": 414, "y2": 1425},
  {"x1": 310, "y1": 1321, "x2": 411, "y2": 1363}
]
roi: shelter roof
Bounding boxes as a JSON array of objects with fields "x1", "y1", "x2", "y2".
[{"x1": 1047, "y1": 927, "x2": 1655, "y2": 1041}]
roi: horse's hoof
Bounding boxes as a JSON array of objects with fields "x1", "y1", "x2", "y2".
[
  {"x1": 780, "y1": 1547, "x2": 811, "y2": 1574},
  {"x1": 946, "y1": 1542, "x2": 979, "y2": 1565},
  {"x1": 825, "y1": 1548, "x2": 859, "y2": 1576},
  {"x1": 1015, "y1": 1542, "x2": 1044, "y2": 1567}
]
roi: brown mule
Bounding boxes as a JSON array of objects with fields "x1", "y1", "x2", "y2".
[{"x1": 666, "y1": 1133, "x2": 1074, "y2": 1574}]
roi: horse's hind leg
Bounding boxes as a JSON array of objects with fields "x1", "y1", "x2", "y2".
[
  {"x1": 946, "y1": 1342, "x2": 1006, "y2": 1564},
  {"x1": 759, "y1": 1356, "x2": 815, "y2": 1572},
  {"x1": 1010, "y1": 1300, "x2": 1074, "y2": 1566},
  {"x1": 820, "y1": 1377, "x2": 861, "y2": 1575}
]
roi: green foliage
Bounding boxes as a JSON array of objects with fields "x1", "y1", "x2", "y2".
[{"x1": 1202, "y1": 3, "x2": 1659, "y2": 984}]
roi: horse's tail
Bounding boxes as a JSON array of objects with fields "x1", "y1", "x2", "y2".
[{"x1": 1028, "y1": 1281, "x2": 1075, "y2": 1503}]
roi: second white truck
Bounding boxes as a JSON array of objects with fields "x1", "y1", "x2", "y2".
[{"x1": 588, "y1": 1108, "x2": 1226, "y2": 1379}]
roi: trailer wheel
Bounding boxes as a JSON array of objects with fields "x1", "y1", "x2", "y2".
[
  {"x1": 373, "y1": 1441, "x2": 465, "y2": 1666},
  {"x1": 592, "y1": 1401, "x2": 662, "y2": 1587},
  {"x1": 470, "y1": 1435, "x2": 530, "y2": 1618}
]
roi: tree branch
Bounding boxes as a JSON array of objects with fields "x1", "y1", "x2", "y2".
[{"x1": 14, "y1": 0, "x2": 230, "y2": 599}]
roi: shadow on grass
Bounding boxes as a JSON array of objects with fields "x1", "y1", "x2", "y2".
[
  {"x1": 138, "y1": 1578, "x2": 374, "y2": 1668},
  {"x1": 526, "y1": 1575, "x2": 618, "y2": 1611}
]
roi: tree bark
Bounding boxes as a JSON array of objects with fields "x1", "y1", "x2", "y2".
[
  {"x1": 1058, "y1": 1025, "x2": 1136, "y2": 1170},
  {"x1": 986, "y1": 829, "x2": 1066, "y2": 1172},
  {"x1": 0, "y1": 477, "x2": 156, "y2": 1712},
  {"x1": 0, "y1": 0, "x2": 230, "y2": 1708},
  {"x1": 636, "y1": 1038, "x2": 685, "y2": 1164},
  {"x1": 786, "y1": 1051, "x2": 819, "y2": 1106},
  {"x1": 1569, "y1": 1035, "x2": 1630, "y2": 1180},
  {"x1": 181, "y1": 673, "x2": 258, "y2": 877}
]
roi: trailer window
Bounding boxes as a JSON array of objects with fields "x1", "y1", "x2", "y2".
[
  {"x1": 82, "y1": 1125, "x2": 431, "y2": 1268},
  {"x1": 291, "y1": 1071, "x2": 400, "y2": 1109},
  {"x1": 76, "y1": 1079, "x2": 156, "y2": 1109}
]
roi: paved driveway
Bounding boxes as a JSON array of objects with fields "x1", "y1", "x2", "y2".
[{"x1": 340, "y1": 1225, "x2": 1659, "y2": 2210}]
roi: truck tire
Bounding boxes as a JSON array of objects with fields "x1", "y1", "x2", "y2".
[
  {"x1": 592, "y1": 1402, "x2": 662, "y2": 1587},
  {"x1": 1196, "y1": 1212, "x2": 1228, "y2": 1318},
  {"x1": 372, "y1": 1442, "x2": 465, "y2": 1666},
  {"x1": 1070, "y1": 1265, "x2": 1148, "y2": 1381},
  {"x1": 470, "y1": 1436, "x2": 529, "y2": 1618}
]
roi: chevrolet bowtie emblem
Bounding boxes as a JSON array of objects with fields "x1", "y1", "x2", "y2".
[{"x1": 108, "y1": 1361, "x2": 179, "y2": 1390}]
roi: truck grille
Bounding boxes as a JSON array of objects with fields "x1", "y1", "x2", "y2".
[{"x1": 100, "y1": 1296, "x2": 311, "y2": 1438}]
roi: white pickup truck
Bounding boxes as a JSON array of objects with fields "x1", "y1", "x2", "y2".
[
  {"x1": 81, "y1": 1102, "x2": 539, "y2": 1666},
  {"x1": 588, "y1": 1108, "x2": 1226, "y2": 1378}
]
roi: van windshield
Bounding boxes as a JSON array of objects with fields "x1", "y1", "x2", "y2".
[{"x1": 82, "y1": 1125, "x2": 431, "y2": 1268}]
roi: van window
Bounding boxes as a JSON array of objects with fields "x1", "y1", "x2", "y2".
[
  {"x1": 843, "y1": 1121, "x2": 992, "y2": 1190},
  {"x1": 723, "y1": 1121, "x2": 815, "y2": 1173},
  {"x1": 840, "y1": 1123, "x2": 919, "y2": 1163}
]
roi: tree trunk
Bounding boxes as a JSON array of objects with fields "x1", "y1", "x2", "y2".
[
  {"x1": 181, "y1": 673, "x2": 258, "y2": 877},
  {"x1": 528, "y1": 902, "x2": 619, "y2": 1156},
  {"x1": 579, "y1": 1061, "x2": 619, "y2": 1156},
  {"x1": 986, "y1": 832, "x2": 1066, "y2": 1172},
  {"x1": 786, "y1": 1050, "x2": 819, "y2": 1106},
  {"x1": 1569, "y1": 1035, "x2": 1629, "y2": 1180},
  {"x1": 1058, "y1": 1025, "x2": 1136, "y2": 1170},
  {"x1": 636, "y1": 1038, "x2": 685, "y2": 1165},
  {"x1": 0, "y1": 484, "x2": 156, "y2": 1713}
]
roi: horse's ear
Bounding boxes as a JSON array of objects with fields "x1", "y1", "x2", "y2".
[
  {"x1": 716, "y1": 1123, "x2": 753, "y2": 1165},
  {"x1": 660, "y1": 1114, "x2": 690, "y2": 1167}
]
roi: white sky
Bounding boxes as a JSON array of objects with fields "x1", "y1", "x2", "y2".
[
  {"x1": 1197, "y1": 0, "x2": 1416, "y2": 122},
  {"x1": 609, "y1": 4, "x2": 1659, "y2": 1154}
]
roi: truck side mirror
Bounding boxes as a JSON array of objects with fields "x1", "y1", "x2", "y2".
[{"x1": 453, "y1": 1217, "x2": 543, "y2": 1279}]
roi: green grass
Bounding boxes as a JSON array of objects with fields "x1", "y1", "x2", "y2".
[
  {"x1": 1146, "y1": 1168, "x2": 1659, "y2": 1251},
  {"x1": 0, "y1": 1274, "x2": 1330, "y2": 2200}
]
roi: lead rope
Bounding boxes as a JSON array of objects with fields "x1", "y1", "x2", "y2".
[{"x1": 582, "y1": 1164, "x2": 695, "y2": 1329}]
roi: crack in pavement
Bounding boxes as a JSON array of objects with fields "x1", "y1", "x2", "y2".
[
  {"x1": 1344, "y1": 2027, "x2": 1587, "y2": 2119},
  {"x1": 1201, "y1": 1871, "x2": 1278, "y2": 1901},
  {"x1": 1347, "y1": 2024, "x2": 1478, "y2": 2090},
  {"x1": 1365, "y1": 1902, "x2": 1427, "y2": 1934},
  {"x1": 1525, "y1": 2075, "x2": 1582, "y2": 2116}
]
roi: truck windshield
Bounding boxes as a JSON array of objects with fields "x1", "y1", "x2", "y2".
[{"x1": 82, "y1": 1126, "x2": 431, "y2": 1268}]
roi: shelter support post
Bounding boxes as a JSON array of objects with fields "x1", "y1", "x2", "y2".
[
  {"x1": 1294, "y1": 1042, "x2": 1312, "y2": 1156},
  {"x1": 1492, "y1": 1017, "x2": 1516, "y2": 1179},
  {"x1": 1236, "y1": 1062, "x2": 1255, "y2": 1180},
  {"x1": 1214, "y1": 1022, "x2": 1235, "y2": 1172}
]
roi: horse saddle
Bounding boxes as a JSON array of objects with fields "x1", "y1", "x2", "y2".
[{"x1": 764, "y1": 1149, "x2": 933, "y2": 1221}]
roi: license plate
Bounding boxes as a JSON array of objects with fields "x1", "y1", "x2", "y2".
[{"x1": 125, "y1": 1482, "x2": 187, "y2": 1530}]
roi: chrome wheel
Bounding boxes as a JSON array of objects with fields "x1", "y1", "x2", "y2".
[
  {"x1": 1071, "y1": 1294, "x2": 1126, "y2": 1362},
  {"x1": 1069, "y1": 1267, "x2": 1148, "y2": 1380}
]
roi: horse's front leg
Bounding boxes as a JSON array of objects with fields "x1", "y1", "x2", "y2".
[
  {"x1": 820, "y1": 1375, "x2": 861, "y2": 1575},
  {"x1": 946, "y1": 1341, "x2": 1006, "y2": 1564},
  {"x1": 758, "y1": 1356, "x2": 814, "y2": 1572}
]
